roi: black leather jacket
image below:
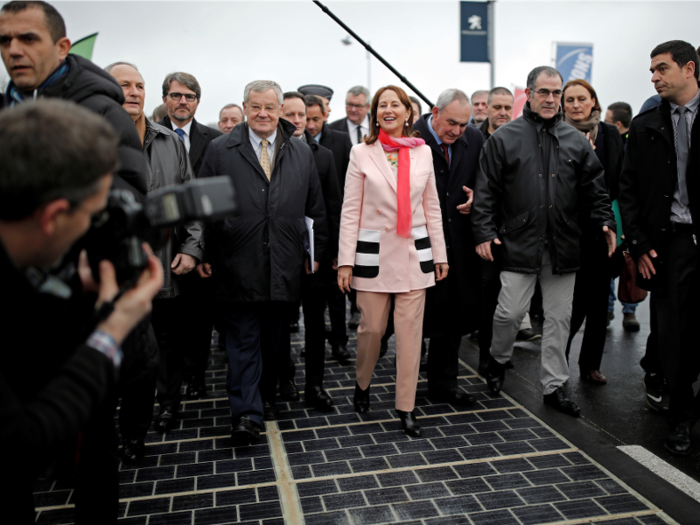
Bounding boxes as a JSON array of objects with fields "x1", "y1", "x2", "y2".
[{"x1": 472, "y1": 103, "x2": 615, "y2": 274}]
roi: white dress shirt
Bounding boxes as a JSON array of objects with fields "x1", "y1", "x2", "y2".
[
  {"x1": 347, "y1": 115, "x2": 370, "y2": 146},
  {"x1": 170, "y1": 119, "x2": 193, "y2": 153},
  {"x1": 248, "y1": 127, "x2": 277, "y2": 169}
]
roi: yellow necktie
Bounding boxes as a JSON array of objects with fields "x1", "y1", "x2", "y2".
[{"x1": 260, "y1": 139, "x2": 271, "y2": 180}]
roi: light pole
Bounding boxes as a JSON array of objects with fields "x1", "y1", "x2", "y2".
[{"x1": 341, "y1": 35, "x2": 370, "y2": 94}]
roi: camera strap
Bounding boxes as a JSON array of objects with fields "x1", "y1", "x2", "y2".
[{"x1": 91, "y1": 285, "x2": 129, "y2": 324}]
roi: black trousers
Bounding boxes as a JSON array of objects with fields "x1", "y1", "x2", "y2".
[
  {"x1": 223, "y1": 301, "x2": 288, "y2": 426},
  {"x1": 180, "y1": 274, "x2": 215, "y2": 385},
  {"x1": 479, "y1": 258, "x2": 501, "y2": 364},
  {"x1": 284, "y1": 272, "x2": 329, "y2": 387},
  {"x1": 74, "y1": 396, "x2": 120, "y2": 524},
  {"x1": 153, "y1": 297, "x2": 183, "y2": 408},
  {"x1": 565, "y1": 233, "x2": 611, "y2": 372},
  {"x1": 640, "y1": 293, "x2": 662, "y2": 375},
  {"x1": 119, "y1": 322, "x2": 158, "y2": 441},
  {"x1": 426, "y1": 267, "x2": 464, "y2": 391},
  {"x1": 655, "y1": 230, "x2": 700, "y2": 427},
  {"x1": 348, "y1": 289, "x2": 359, "y2": 315},
  {"x1": 326, "y1": 268, "x2": 349, "y2": 347}
]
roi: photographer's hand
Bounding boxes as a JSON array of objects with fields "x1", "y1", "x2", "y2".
[
  {"x1": 96, "y1": 244, "x2": 164, "y2": 345},
  {"x1": 171, "y1": 253, "x2": 197, "y2": 275},
  {"x1": 195, "y1": 263, "x2": 212, "y2": 278}
]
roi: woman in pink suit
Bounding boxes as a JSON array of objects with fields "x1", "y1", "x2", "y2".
[{"x1": 338, "y1": 85, "x2": 448, "y2": 437}]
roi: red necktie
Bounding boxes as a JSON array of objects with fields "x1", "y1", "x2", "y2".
[{"x1": 440, "y1": 143, "x2": 449, "y2": 165}]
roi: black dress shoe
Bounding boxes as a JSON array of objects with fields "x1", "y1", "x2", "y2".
[
  {"x1": 186, "y1": 381, "x2": 206, "y2": 400},
  {"x1": 279, "y1": 378, "x2": 300, "y2": 401},
  {"x1": 289, "y1": 321, "x2": 299, "y2": 333},
  {"x1": 331, "y1": 345, "x2": 352, "y2": 365},
  {"x1": 516, "y1": 328, "x2": 542, "y2": 342},
  {"x1": 379, "y1": 340, "x2": 389, "y2": 358},
  {"x1": 263, "y1": 401, "x2": 279, "y2": 421},
  {"x1": 122, "y1": 438, "x2": 145, "y2": 463},
  {"x1": 664, "y1": 424, "x2": 692, "y2": 456},
  {"x1": 305, "y1": 385, "x2": 335, "y2": 411},
  {"x1": 348, "y1": 312, "x2": 361, "y2": 329},
  {"x1": 485, "y1": 357, "x2": 506, "y2": 394},
  {"x1": 353, "y1": 382, "x2": 370, "y2": 413},
  {"x1": 396, "y1": 409, "x2": 422, "y2": 437},
  {"x1": 231, "y1": 416, "x2": 261, "y2": 446},
  {"x1": 429, "y1": 387, "x2": 477, "y2": 407},
  {"x1": 543, "y1": 386, "x2": 580, "y2": 417},
  {"x1": 155, "y1": 405, "x2": 178, "y2": 433}
]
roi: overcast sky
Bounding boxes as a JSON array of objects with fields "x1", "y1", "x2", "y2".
[{"x1": 2, "y1": 1, "x2": 699, "y2": 124}]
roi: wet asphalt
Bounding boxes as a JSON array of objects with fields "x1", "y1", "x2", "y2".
[{"x1": 459, "y1": 295, "x2": 700, "y2": 485}]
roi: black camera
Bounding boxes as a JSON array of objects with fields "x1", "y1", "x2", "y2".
[{"x1": 85, "y1": 176, "x2": 236, "y2": 285}]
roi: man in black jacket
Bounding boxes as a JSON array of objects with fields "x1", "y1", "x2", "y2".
[
  {"x1": 159, "y1": 71, "x2": 223, "y2": 410},
  {"x1": 198, "y1": 80, "x2": 327, "y2": 445},
  {"x1": 0, "y1": 1, "x2": 148, "y2": 199},
  {"x1": 414, "y1": 89, "x2": 482, "y2": 407},
  {"x1": 619, "y1": 40, "x2": 700, "y2": 455},
  {"x1": 306, "y1": 95, "x2": 360, "y2": 328},
  {"x1": 0, "y1": 100, "x2": 163, "y2": 524},
  {"x1": 280, "y1": 91, "x2": 343, "y2": 411},
  {"x1": 473, "y1": 66, "x2": 616, "y2": 417}
]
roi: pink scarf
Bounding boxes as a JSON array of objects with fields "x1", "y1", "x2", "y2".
[{"x1": 378, "y1": 128, "x2": 425, "y2": 238}]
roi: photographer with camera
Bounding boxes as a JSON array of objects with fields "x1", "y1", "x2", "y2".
[
  {"x1": 0, "y1": 100, "x2": 163, "y2": 522},
  {"x1": 106, "y1": 61, "x2": 203, "y2": 459}
]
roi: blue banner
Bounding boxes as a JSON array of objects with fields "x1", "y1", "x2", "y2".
[
  {"x1": 460, "y1": 1, "x2": 489, "y2": 63},
  {"x1": 555, "y1": 43, "x2": 594, "y2": 83}
]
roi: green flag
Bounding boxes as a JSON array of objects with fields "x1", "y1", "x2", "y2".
[{"x1": 70, "y1": 33, "x2": 98, "y2": 60}]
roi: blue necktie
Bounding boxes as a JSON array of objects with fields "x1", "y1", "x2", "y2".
[{"x1": 175, "y1": 128, "x2": 185, "y2": 142}]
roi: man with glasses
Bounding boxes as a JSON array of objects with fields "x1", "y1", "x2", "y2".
[
  {"x1": 329, "y1": 85, "x2": 371, "y2": 147},
  {"x1": 158, "y1": 72, "x2": 222, "y2": 429},
  {"x1": 472, "y1": 65, "x2": 616, "y2": 417}
]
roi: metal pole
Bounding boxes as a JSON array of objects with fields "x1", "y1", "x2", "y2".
[
  {"x1": 367, "y1": 48, "x2": 371, "y2": 95},
  {"x1": 313, "y1": 0, "x2": 433, "y2": 108},
  {"x1": 489, "y1": 0, "x2": 495, "y2": 89}
]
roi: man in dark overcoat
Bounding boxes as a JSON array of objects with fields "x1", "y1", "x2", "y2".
[
  {"x1": 198, "y1": 80, "x2": 327, "y2": 445},
  {"x1": 414, "y1": 89, "x2": 484, "y2": 406}
]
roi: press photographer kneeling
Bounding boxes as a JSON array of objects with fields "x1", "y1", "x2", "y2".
[{"x1": 0, "y1": 100, "x2": 164, "y2": 522}]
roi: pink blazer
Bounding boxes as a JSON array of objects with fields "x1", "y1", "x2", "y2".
[{"x1": 338, "y1": 140, "x2": 447, "y2": 293}]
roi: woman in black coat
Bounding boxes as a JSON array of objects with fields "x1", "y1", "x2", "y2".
[{"x1": 562, "y1": 79, "x2": 624, "y2": 384}]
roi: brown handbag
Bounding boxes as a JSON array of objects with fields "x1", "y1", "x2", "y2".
[{"x1": 618, "y1": 250, "x2": 649, "y2": 304}]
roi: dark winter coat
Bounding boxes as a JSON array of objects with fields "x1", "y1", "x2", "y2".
[
  {"x1": 618, "y1": 98, "x2": 700, "y2": 292},
  {"x1": 413, "y1": 115, "x2": 485, "y2": 336},
  {"x1": 318, "y1": 122, "x2": 353, "y2": 195},
  {"x1": 303, "y1": 130, "x2": 342, "y2": 261},
  {"x1": 36, "y1": 54, "x2": 148, "y2": 197},
  {"x1": 143, "y1": 118, "x2": 203, "y2": 298},
  {"x1": 200, "y1": 119, "x2": 328, "y2": 303},
  {"x1": 158, "y1": 115, "x2": 223, "y2": 177},
  {"x1": 0, "y1": 240, "x2": 117, "y2": 488},
  {"x1": 472, "y1": 103, "x2": 616, "y2": 275}
]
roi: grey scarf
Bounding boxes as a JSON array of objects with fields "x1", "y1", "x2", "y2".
[{"x1": 564, "y1": 109, "x2": 600, "y2": 143}]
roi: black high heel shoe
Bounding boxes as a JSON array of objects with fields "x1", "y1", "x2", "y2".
[
  {"x1": 353, "y1": 382, "x2": 370, "y2": 413},
  {"x1": 396, "y1": 409, "x2": 421, "y2": 437}
]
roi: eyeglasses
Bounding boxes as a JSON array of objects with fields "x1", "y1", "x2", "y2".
[
  {"x1": 168, "y1": 92, "x2": 198, "y2": 102},
  {"x1": 346, "y1": 103, "x2": 368, "y2": 110},
  {"x1": 532, "y1": 89, "x2": 563, "y2": 99}
]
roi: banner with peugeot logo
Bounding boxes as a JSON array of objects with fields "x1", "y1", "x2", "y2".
[{"x1": 460, "y1": 1, "x2": 489, "y2": 63}]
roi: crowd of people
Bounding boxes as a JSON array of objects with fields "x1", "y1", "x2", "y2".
[{"x1": 2, "y1": 1, "x2": 700, "y2": 522}]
